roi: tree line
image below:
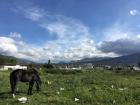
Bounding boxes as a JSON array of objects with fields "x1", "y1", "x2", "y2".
[{"x1": 0, "y1": 55, "x2": 17, "y2": 66}]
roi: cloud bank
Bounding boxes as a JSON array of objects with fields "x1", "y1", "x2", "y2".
[
  {"x1": 98, "y1": 38, "x2": 140, "y2": 55},
  {"x1": 1, "y1": 33, "x2": 116, "y2": 63}
]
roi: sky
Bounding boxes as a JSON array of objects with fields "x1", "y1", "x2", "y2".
[{"x1": 0, "y1": 0, "x2": 140, "y2": 63}]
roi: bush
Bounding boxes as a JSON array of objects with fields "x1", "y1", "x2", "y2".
[{"x1": 46, "y1": 69, "x2": 82, "y2": 74}]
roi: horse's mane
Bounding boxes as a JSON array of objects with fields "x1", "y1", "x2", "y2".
[{"x1": 28, "y1": 68, "x2": 39, "y2": 74}]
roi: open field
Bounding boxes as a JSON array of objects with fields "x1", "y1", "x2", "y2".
[{"x1": 0, "y1": 69, "x2": 140, "y2": 105}]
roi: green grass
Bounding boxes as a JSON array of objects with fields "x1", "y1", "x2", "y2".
[{"x1": 0, "y1": 69, "x2": 140, "y2": 105}]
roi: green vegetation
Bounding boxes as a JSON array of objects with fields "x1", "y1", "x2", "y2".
[
  {"x1": 0, "y1": 69, "x2": 140, "y2": 105},
  {"x1": 0, "y1": 55, "x2": 17, "y2": 65}
]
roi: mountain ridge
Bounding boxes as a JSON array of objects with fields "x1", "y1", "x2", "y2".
[{"x1": 72, "y1": 53, "x2": 140, "y2": 65}]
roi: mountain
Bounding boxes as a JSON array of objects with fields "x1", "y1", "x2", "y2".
[
  {"x1": 73, "y1": 53, "x2": 140, "y2": 65},
  {"x1": 0, "y1": 54, "x2": 34, "y2": 65},
  {"x1": 71, "y1": 57, "x2": 111, "y2": 63},
  {"x1": 17, "y1": 58, "x2": 34, "y2": 65}
]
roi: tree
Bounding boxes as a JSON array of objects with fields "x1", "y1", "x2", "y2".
[
  {"x1": 43, "y1": 59, "x2": 54, "y2": 69},
  {"x1": 9, "y1": 58, "x2": 17, "y2": 65},
  {"x1": 28, "y1": 63, "x2": 37, "y2": 69},
  {"x1": 0, "y1": 55, "x2": 17, "y2": 65},
  {"x1": 0, "y1": 57, "x2": 5, "y2": 65}
]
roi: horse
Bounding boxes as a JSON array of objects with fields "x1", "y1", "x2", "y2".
[{"x1": 10, "y1": 68, "x2": 41, "y2": 98}]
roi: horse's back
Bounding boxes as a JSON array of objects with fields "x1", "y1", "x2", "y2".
[
  {"x1": 10, "y1": 69, "x2": 24, "y2": 77},
  {"x1": 10, "y1": 69, "x2": 40, "y2": 82}
]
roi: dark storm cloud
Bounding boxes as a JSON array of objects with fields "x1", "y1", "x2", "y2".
[{"x1": 97, "y1": 39, "x2": 140, "y2": 55}]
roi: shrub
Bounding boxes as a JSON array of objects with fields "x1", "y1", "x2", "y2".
[{"x1": 46, "y1": 69, "x2": 82, "y2": 74}]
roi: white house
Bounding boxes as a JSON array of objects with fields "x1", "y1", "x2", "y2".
[{"x1": 0, "y1": 65, "x2": 27, "y2": 71}]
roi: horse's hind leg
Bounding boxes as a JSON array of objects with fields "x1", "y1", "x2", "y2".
[
  {"x1": 28, "y1": 81, "x2": 34, "y2": 95},
  {"x1": 35, "y1": 75, "x2": 41, "y2": 92},
  {"x1": 35, "y1": 81, "x2": 40, "y2": 92}
]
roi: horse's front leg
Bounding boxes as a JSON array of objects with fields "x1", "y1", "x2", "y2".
[
  {"x1": 10, "y1": 81, "x2": 17, "y2": 98},
  {"x1": 28, "y1": 81, "x2": 34, "y2": 95}
]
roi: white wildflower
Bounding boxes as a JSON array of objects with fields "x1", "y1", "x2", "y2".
[
  {"x1": 113, "y1": 100, "x2": 116, "y2": 104},
  {"x1": 56, "y1": 91, "x2": 60, "y2": 95},
  {"x1": 111, "y1": 85, "x2": 114, "y2": 88},
  {"x1": 74, "y1": 98, "x2": 79, "y2": 101},
  {"x1": 60, "y1": 88, "x2": 64, "y2": 91},
  {"x1": 47, "y1": 81, "x2": 51, "y2": 85},
  {"x1": 119, "y1": 87, "x2": 127, "y2": 91},
  {"x1": 119, "y1": 88, "x2": 124, "y2": 91},
  {"x1": 18, "y1": 97, "x2": 27, "y2": 103}
]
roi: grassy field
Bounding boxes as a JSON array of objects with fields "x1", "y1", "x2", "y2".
[{"x1": 0, "y1": 69, "x2": 140, "y2": 105}]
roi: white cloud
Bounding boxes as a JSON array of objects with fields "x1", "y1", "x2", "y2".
[
  {"x1": 9, "y1": 32, "x2": 21, "y2": 39},
  {"x1": 15, "y1": 6, "x2": 45, "y2": 21},
  {"x1": 16, "y1": 6, "x2": 91, "y2": 40},
  {"x1": 41, "y1": 16, "x2": 90, "y2": 40},
  {"x1": 60, "y1": 39, "x2": 117, "y2": 61},
  {"x1": 103, "y1": 23, "x2": 132, "y2": 41},
  {"x1": 0, "y1": 37, "x2": 18, "y2": 55},
  {"x1": 129, "y1": 10, "x2": 139, "y2": 16},
  {"x1": 137, "y1": 34, "x2": 140, "y2": 38},
  {"x1": 0, "y1": 35, "x2": 110, "y2": 63}
]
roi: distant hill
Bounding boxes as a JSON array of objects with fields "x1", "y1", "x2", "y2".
[
  {"x1": 17, "y1": 58, "x2": 34, "y2": 65},
  {"x1": 71, "y1": 57, "x2": 111, "y2": 63},
  {"x1": 73, "y1": 53, "x2": 140, "y2": 65},
  {"x1": 0, "y1": 54, "x2": 34, "y2": 65}
]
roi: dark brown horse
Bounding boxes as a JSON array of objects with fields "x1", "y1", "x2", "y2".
[{"x1": 10, "y1": 69, "x2": 41, "y2": 98}]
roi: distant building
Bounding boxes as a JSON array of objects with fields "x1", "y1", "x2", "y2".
[
  {"x1": 71, "y1": 66, "x2": 82, "y2": 70},
  {"x1": 104, "y1": 65, "x2": 112, "y2": 70},
  {"x1": 132, "y1": 66, "x2": 140, "y2": 71},
  {"x1": 0, "y1": 65, "x2": 27, "y2": 71}
]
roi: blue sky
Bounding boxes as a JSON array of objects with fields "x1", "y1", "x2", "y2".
[{"x1": 0, "y1": 0, "x2": 140, "y2": 62}]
